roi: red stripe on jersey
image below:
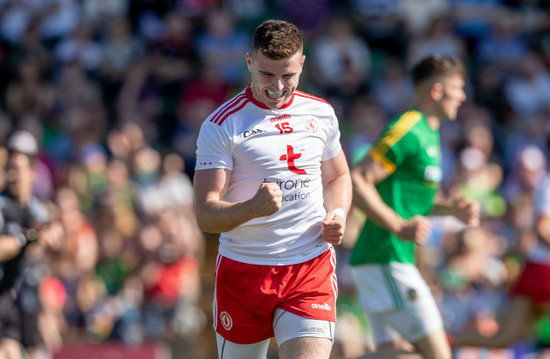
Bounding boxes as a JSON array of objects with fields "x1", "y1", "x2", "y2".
[
  {"x1": 210, "y1": 94, "x2": 247, "y2": 125},
  {"x1": 294, "y1": 90, "x2": 329, "y2": 104},
  {"x1": 217, "y1": 98, "x2": 250, "y2": 126}
]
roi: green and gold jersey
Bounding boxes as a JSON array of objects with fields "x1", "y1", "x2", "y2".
[{"x1": 350, "y1": 109, "x2": 441, "y2": 265}]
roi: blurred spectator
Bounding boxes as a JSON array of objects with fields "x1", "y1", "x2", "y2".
[
  {"x1": 99, "y1": 17, "x2": 145, "y2": 121},
  {"x1": 195, "y1": 9, "x2": 249, "y2": 86},
  {"x1": 9, "y1": 23, "x2": 53, "y2": 76},
  {"x1": 222, "y1": 0, "x2": 270, "y2": 30},
  {"x1": 504, "y1": 51, "x2": 550, "y2": 118},
  {"x1": 81, "y1": 0, "x2": 129, "y2": 30},
  {"x1": 53, "y1": 22, "x2": 104, "y2": 73},
  {"x1": 349, "y1": 0, "x2": 406, "y2": 56},
  {"x1": 274, "y1": 0, "x2": 331, "y2": 37},
  {"x1": 5, "y1": 58, "x2": 56, "y2": 122},
  {"x1": 56, "y1": 186, "x2": 99, "y2": 275},
  {"x1": 502, "y1": 145, "x2": 546, "y2": 213},
  {"x1": 369, "y1": 57, "x2": 414, "y2": 117},
  {"x1": 345, "y1": 96, "x2": 387, "y2": 165},
  {"x1": 147, "y1": 11, "x2": 195, "y2": 86},
  {"x1": 407, "y1": 15, "x2": 466, "y2": 67},
  {"x1": 178, "y1": 60, "x2": 231, "y2": 110},
  {"x1": 477, "y1": 17, "x2": 528, "y2": 70},
  {"x1": 451, "y1": 0, "x2": 504, "y2": 51},
  {"x1": 398, "y1": 0, "x2": 450, "y2": 38},
  {"x1": 0, "y1": 130, "x2": 61, "y2": 359},
  {"x1": 310, "y1": 17, "x2": 371, "y2": 108}
]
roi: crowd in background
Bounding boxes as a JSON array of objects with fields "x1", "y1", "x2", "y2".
[{"x1": 0, "y1": 0, "x2": 549, "y2": 358}]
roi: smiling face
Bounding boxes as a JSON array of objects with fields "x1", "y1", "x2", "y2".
[
  {"x1": 247, "y1": 50, "x2": 305, "y2": 109},
  {"x1": 437, "y1": 73, "x2": 467, "y2": 120}
]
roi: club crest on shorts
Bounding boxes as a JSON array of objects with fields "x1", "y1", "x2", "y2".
[{"x1": 220, "y1": 311, "x2": 233, "y2": 330}]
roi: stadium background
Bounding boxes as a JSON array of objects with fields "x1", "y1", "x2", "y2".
[{"x1": 0, "y1": 0, "x2": 549, "y2": 358}]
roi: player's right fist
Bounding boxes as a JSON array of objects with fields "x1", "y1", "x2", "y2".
[
  {"x1": 397, "y1": 215, "x2": 431, "y2": 245},
  {"x1": 250, "y1": 182, "x2": 282, "y2": 217}
]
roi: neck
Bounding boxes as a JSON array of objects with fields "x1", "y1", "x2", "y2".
[{"x1": 414, "y1": 101, "x2": 441, "y2": 130}]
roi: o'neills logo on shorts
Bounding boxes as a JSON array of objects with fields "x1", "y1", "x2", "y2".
[
  {"x1": 311, "y1": 303, "x2": 331, "y2": 311},
  {"x1": 220, "y1": 311, "x2": 233, "y2": 330}
]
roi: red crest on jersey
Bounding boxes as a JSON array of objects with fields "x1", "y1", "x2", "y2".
[{"x1": 305, "y1": 118, "x2": 318, "y2": 133}]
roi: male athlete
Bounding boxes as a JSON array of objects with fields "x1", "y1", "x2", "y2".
[
  {"x1": 350, "y1": 55, "x2": 480, "y2": 359},
  {"x1": 193, "y1": 20, "x2": 352, "y2": 359}
]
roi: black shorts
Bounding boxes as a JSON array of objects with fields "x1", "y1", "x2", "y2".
[{"x1": 0, "y1": 290, "x2": 21, "y2": 343}]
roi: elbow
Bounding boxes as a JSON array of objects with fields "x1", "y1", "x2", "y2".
[
  {"x1": 194, "y1": 207, "x2": 213, "y2": 233},
  {"x1": 195, "y1": 213, "x2": 215, "y2": 233}
]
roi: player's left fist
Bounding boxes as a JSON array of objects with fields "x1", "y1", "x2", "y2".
[{"x1": 321, "y1": 212, "x2": 345, "y2": 245}]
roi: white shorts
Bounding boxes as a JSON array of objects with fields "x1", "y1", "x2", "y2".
[{"x1": 351, "y1": 263, "x2": 443, "y2": 344}]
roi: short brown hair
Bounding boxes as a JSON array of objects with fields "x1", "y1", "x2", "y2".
[
  {"x1": 252, "y1": 20, "x2": 303, "y2": 60},
  {"x1": 411, "y1": 55, "x2": 466, "y2": 87}
]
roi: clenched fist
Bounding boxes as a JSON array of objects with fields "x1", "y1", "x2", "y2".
[
  {"x1": 249, "y1": 182, "x2": 283, "y2": 217},
  {"x1": 397, "y1": 215, "x2": 431, "y2": 245}
]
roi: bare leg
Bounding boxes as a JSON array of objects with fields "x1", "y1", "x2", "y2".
[
  {"x1": 355, "y1": 327, "x2": 451, "y2": 359},
  {"x1": 452, "y1": 296, "x2": 534, "y2": 348},
  {"x1": 279, "y1": 337, "x2": 333, "y2": 359}
]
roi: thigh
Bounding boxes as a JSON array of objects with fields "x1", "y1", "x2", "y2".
[
  {"x1": 279, "y1": 336, "x2": 333, "y2": 359},
  {"x1": 410, "y1": 327, "x2": 451, "y2": 359},
  {"x1": 216, "y1": 333, "x2": 270, "y2": 359}
]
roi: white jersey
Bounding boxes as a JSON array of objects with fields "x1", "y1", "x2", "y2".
[
  {"x1": 530, "y1": 172, "x2": 550, "y2": 263},
  {"x1": 195, "y1": 85, "x2": 342, "y2": 265}
]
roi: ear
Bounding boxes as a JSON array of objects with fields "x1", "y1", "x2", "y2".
[
  {"x1": 430, "y1": 82, "x2": 444, "y2": 101},
  {"x1": 246, "y1": 52, "x2": 253, "y2": 72}
]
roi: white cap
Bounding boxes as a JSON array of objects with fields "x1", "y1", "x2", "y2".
[{"x1": 6, "y1": 130, "x2": 38, "y2": 156}]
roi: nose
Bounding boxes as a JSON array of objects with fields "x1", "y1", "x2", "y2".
[{"x1": 271, "y1": 77, "x2": 284, "y2": 91}]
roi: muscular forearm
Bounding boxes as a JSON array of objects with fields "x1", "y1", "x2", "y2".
[
  {"x1": 195, "y1": 199, "x2": 258, "y2": 233},
  {"x1": 323, "y1": 172, "x2": 352, "y2": 215},
  {"x1": 351, "y1": 172, "x2": 402, "y2": 234}
]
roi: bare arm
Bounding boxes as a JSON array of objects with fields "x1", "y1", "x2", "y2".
[
  {"x1": 320, "y1": 150, "x2": 352, "y2": 245},
  {"x1": 351, "y1": 155, "x2": 430, "y2": 244},
  {"x1": 536, "y1": 214, "x2": 550, "y2": 247},
  {"x1": 193, "y1": 168, "x2": 282, "y2": 233},
  {"x1": 0, "y1": 235, "x2": 23, "y2": 262},
  {"x1": 430, "y1": 196, "x2": 480, "y2": 226},
  {"x1": 351, "y1": 155, "x2": 402, "y2": 233}
]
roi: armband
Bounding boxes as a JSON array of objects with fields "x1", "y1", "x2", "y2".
[{"x1": 332, "y1": 208, "x2": 347, "y2": 222}]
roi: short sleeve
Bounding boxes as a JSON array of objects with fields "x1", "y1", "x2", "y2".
[
  {"x1": 368, "y1": 124, "x2": 418, "y2": 174},
  {"x1": 195, "y1": 120, "x2": 233, "y2": 171},
  {"x1": 321, "y1": 108, "x2": 343, "y2": 161}
]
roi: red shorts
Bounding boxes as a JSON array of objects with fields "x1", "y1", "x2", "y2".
[
  {"x1": 510, "y1": 261, "x2": 550, "y2": 304},
  {"x1": 213, "y1": 249, "x2": 337, "y2": 344}
]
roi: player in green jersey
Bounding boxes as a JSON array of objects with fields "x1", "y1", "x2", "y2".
[{"x1": 349, "y1": 55, "x2": 480, "y2": 359}]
